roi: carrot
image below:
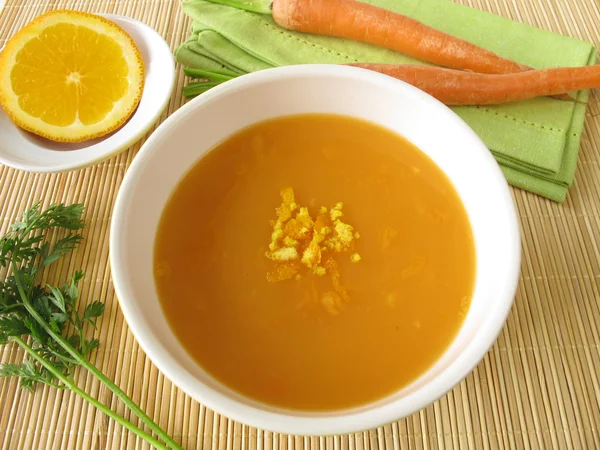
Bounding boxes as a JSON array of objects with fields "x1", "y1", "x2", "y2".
[
  {"x1": 348, "y1": 63, "x2": 597, "y2": 105},
  {"x1": 271, "y1": 0, "x2": 529, "y2": 74},
  {"x1": 202, "y1": 0, "x2": 529, "y2": 74}
]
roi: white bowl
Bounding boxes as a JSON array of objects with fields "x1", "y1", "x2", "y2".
[
  {"x1": 110, "y1": 64, "x2": 521, "y2": 435},
  {"x1": 0, "y1": 14, "x2": 175, "y2": 173}
]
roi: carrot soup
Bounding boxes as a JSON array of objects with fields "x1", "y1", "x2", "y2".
[{"x1": 154, "y1": 114, "x2": 476, "y2": 411}]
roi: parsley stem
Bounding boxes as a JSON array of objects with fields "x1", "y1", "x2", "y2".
[
  {"x1": 12, "y1": 336, "x2": 169, "y2": 450},
  {"x1": 0, "y1": 304, "x2": 23, "y2": 313},
  {"x1": 196, "y1": 0, "x2": 272, "y2": 14},
  {"x1": 183, "y1": 68, "x2": 236, "y2": 81},
  {"x1": 182, "y1": 81, "x2": 223, "y2": 98},
  {"x1": 48, "y1": 352, "x2": 78, "y2": 365},
  {"x1": 13, "y1": 273, "x2": 182, "y2": 450}
]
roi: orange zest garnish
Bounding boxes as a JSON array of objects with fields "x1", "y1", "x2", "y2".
[{"x1": 265, "y1": 187, "x2": 361, "y2": 313}]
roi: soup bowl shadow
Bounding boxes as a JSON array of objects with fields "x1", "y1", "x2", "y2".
[{"x1": 110, "y1": 64, "x2": 521, "y2": 436}]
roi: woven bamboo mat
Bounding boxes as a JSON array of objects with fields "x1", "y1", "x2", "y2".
[{"x1": 1, "y1": 0, "x2": 600, "y2": 448}]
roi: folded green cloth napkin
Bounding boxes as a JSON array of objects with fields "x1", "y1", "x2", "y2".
[{"x1": 175, "y1": 0, "x2": 597, "y2": 202}]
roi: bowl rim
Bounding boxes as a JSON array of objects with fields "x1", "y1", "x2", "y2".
[{"x1": 110, "y1": 64, "x2": 521, "y2": 435}]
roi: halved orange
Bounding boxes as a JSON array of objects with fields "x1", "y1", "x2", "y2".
[{"x1": 0, "y1": 10, "x2": 145, "y2": 143}]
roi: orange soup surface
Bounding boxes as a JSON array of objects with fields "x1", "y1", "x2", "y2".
[{"x1": 154, "y1": 114, "x2": 476, "y2": 411}]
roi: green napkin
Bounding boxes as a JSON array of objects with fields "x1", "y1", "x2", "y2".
[{"x1": 175, "y1": 0, "x2": 597, "y2": 202}]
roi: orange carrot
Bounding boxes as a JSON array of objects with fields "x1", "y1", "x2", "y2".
[
  {"x1": 348, "y1": 63, "x2": 598, "y2": 105},
  {"x1": 271, "y1": 0, "x2": 529, "y2": 74}
]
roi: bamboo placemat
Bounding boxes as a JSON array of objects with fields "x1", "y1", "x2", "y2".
[{"x1": 1, "y1": 0, "x2": 600, "y2": 448}]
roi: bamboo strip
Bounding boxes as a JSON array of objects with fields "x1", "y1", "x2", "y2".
[{"x1": 1, "y1": 0, "x2": 600, "y2": 448}]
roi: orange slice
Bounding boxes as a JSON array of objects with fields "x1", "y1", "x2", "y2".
[{"x1": 0, "y1": 10, "x2": 145, "y2": 143}]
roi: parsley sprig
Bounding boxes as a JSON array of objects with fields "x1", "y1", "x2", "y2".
[{"x1": 0, "y1": 202, "x2": 181, "y2": 450}]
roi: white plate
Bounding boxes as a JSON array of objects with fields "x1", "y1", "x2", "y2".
[{"x1": 0, "y1": 14, "x2": 175, "y2": 173}]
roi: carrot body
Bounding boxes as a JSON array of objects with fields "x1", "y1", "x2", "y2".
[
  {"x1": 272, "y1": 0, "x2": 529, "y2": 74},
  {"x1": 348, "y1": 63, "x2": 597, "y2": 105}
]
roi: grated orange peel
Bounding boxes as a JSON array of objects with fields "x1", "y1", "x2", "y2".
[
  {"x1": 0, "y1": 10, "x2": 145, "y2": 143},
  {"x1": 265, "y1": 187, "x2": 361, "y2": 287}
]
